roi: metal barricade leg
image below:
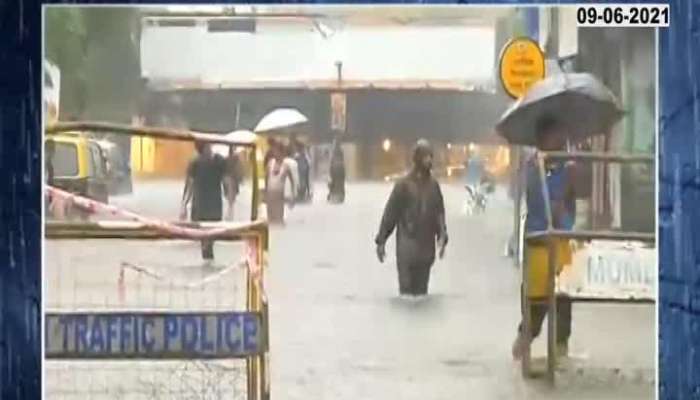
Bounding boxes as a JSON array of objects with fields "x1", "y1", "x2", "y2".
[
  {"x1": 521, "y1": 244, "x2": 532, "y2": 378},
  {"x1": 251, "y1": 147, "x2": 259, "y2": 221},
  {"x1": 256, "y1": 230, "x2": 270, "y2": 400},
  {"x1": 247, "y1": 266, "x2": 259, "y2": 400},
  {"x1": 251, "y1": 233, "x2": 269, "y2": 400},
  {"x1": 261, "y1": 299, "x2": 270, "y2": 400},
  {"x1": 259, "y1": 232, "x2": 271, "y2": 400},
  {"x1": 546, "y1": 239, "x2": 558, "y2": 386}
]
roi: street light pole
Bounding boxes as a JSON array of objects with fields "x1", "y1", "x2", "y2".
[
  {"x1": 335, "y1": 61, "x2": 343, "y2": 87},
  {"x1": 235, "y1": 102, "x2": 241, "y2": 129}
]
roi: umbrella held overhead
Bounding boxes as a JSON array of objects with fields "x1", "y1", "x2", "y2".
[
  {"x1": 255, "y1": 108, "x2": 309, "y2": 134},
  {"x1": 496, "y1": 73, "x2": 624, "y2": 146}
]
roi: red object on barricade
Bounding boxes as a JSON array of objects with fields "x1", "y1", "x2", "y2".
[{"x1": 47, "y1": 186, "x2": 242, "y2": 240}]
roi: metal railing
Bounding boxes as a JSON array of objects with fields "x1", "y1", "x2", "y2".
[{"x1": 520, "y1": 151, "x2": 655, "y2": 385}]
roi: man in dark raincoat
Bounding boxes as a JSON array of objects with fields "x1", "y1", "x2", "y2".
[
  {"x1": 374, "y1": 139, "x2": 448, "y2": 296},
  {"x1": 327, "y1": 138, "x2": 346, "y2": 203}
]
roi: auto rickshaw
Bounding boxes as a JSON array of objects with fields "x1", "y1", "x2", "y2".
[
  {"x1": 45, "y1": 132, "x2": 110, "y2": 220},
  {"x1": 95, "y1": 139, "x2": 133, "y2": 195}
]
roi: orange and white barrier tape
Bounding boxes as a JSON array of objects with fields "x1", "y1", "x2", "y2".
[
  {"x1": 47, "y1": 185, "x2": 242, "y2": 240},
  {"x1": 45, "y1": 186, "x2": 268, "y2": 304}
]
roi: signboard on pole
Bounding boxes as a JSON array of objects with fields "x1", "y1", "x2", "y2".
[
  {"x1": 330, "y1": 92, "x2": 347, "y2": 132},
  {"x1": 498, "y1": 37, "x2": 546, "y2": 99},
  {"x1": 45, "y1": 311, "x2": 264, "y2": 359}
]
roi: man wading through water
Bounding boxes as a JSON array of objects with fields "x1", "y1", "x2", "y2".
[
  {"x1": 180, "y1": 141, "x2": 236, "y2": 263},
  {"x1": 375, "y1": 139, "x2": 448, "y2": 298}
]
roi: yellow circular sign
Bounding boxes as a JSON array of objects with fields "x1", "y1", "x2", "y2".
[{"x1": 499, "y1": 37, "x2": 545, "y2": 99}]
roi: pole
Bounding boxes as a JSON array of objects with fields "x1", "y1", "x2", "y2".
[
  {"x1": 512, "y1": 146, "x2": 523, "y2": 266},
  {"x1": 546, "y1": 238, "x2": 558, "y2": 386},
  {"x1": 521, "y1": 244, "x2": 532, "y2": 378},
  {"x1": 536, "y1": 153, "x2": 556, "y2": 385},
  {"x1": 251, "y1": 143, "x2": 260, "y2": 221},
  {"x1": 235, "y1": 102, "x2": 241, "y2": 129}
]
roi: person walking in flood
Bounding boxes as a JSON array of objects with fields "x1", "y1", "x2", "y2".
[
  {"x1": 265, "y1": 140, "x2": 295, "y2": 225},
  {"x1": 282, "y1": 141, "x2": 300, "y2": 207},
  {"x1": 327, "y1": 137, "x2": 346, "y2": 203},
  {"x1": 180, "y1": 141, "x2": 235, "y2": 262},
  {"x1": 292, "y1": 138, "x2": 311, "y2": 202},
  {"x1": 374, "y1": 139, "x2": 448, "y2": 297},
  {"x1": 511, "y1": 117, "x2": 576, "y2": 360}
]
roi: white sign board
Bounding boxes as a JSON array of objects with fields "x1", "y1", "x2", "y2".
[
  {"x1": 558, "y1": 240, "x2": 656, "y2": 301},
  {"x1": 330, "y1": 92, "x2": 347, "y2": 132}
]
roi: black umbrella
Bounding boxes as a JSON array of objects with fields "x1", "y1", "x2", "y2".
[{"x1": 496, "y1": 73, "x2": 624, "y2": 147}]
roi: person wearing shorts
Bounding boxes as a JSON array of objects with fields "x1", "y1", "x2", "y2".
[{"x1": 512, "y1": 117, "x2": 576, "y2": 360}]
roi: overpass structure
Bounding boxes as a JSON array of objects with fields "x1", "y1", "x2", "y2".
[
  {"x1": 136, "y1": 7, "x2": 518, "y2": 179},
  {"x1": 139, "y1": 7, "x2": 513, "y2": 143}
]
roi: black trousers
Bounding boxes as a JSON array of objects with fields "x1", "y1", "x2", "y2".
[
  {"x1": 201, "y1": 240, "x2": 214, "y2": 260},
  {"x1": 193, "y1": 210, "x2": 220, "y2": 261},
  {"x1": 397, "y1": 262, "x2": 432, "y2": 295},
  {"x1": 328, "y1": 172, "x2": 345, "y2": 203},
  {"x1": 518, "y1": 285, "x2": 572, "y2": 344}
]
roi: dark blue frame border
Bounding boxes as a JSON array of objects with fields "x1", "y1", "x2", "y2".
[
  {"x1": 1, "y1": 0, "x2": 692, "y2": 399},
  {"x1": 658, "y1": 1, "x2": 700, "y2": 399}
]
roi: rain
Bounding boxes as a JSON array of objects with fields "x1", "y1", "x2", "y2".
[{"x1": 43, "y1": 5, "x2": 656, "y2": 399}]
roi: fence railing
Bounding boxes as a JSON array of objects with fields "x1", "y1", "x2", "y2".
[{"x1": 521, "y1": 151, "x2": 655, "y2": 385}]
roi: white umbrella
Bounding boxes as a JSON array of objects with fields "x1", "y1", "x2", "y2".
[
  {"x1": 212, "y1": 129, "x2": 257, "y2": 157},
  {"x1": 254, "y1": 108, "x2": 308, "y2": 133}
]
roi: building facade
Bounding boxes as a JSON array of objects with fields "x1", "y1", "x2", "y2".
[{"x1": 137, "y1": 11, "x2": 513, "y2": 180}]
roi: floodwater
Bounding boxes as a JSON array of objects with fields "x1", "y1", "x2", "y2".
[{"x1": 45, "y1": 181, "x2": 655, "y2": 399}]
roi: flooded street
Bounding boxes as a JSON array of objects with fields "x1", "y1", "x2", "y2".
[
  {"x1": 46, "y1": 181, "x2": 654, "y2": 399},
  {"x1": 39, "y1": 5, "x2": 660, "y2": 399}
]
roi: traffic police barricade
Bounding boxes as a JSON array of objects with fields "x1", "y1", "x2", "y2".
[
  {"x1": 520, "y1": 151, "x2": 655, "y2": 386},
  {"x1": 44, "y1": 122, "x2": 270, "y2": 399}
]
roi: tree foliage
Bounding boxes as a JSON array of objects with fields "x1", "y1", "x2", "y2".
[
  {"x1": 45, "y1": 7, "x2": 88, "y2": 118},
  {"x1": 45, "y1": 7, "x2": 142, "y2": 122}
]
